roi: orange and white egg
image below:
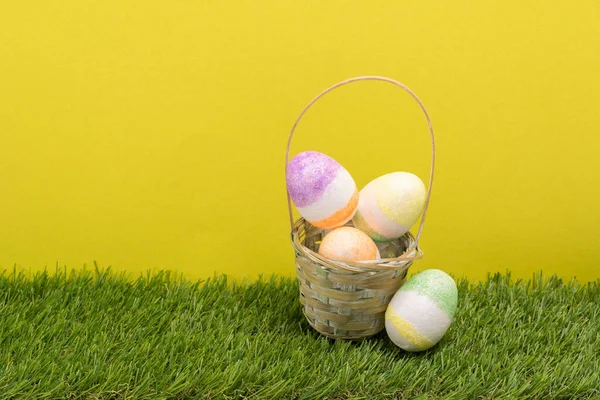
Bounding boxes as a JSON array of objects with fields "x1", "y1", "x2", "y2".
[{"x1": 318, "y1": 226, "x2": 380, "y2": 262}]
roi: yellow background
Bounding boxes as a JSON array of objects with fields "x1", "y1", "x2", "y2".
[{"x1": 1, "y1": 1, "x2": 599, "y2": 283}]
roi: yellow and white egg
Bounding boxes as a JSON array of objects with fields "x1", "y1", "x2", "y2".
[{"x1": 353, "y1": 172, "x2": 426, "y2": 242}]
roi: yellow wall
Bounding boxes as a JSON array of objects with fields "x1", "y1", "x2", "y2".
[{"x1": 1, "y1": 1, "x2": 599, "y2": 283}]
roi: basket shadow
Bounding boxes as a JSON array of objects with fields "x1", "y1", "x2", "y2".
[
  {"x1": 232, "y1": 279, "x2": 446, "y2": 362},
  {"x1": 231, "y1": 274, "x2": 447, "y2": 361},
  {"x1": 293, "y1": 325, "x2": 444, "y2": 362}
]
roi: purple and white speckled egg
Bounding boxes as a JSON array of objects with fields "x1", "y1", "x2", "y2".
[{"x1": 286, "y1": 151, "x2": 359, "y2": 229}]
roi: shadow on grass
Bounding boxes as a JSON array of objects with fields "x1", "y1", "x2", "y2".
[{"x1": 216, "y1": 272, "x2": 457, "y2": 360}]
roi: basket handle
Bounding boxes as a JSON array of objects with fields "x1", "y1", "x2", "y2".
[{"x1": 285, "y1": 76, "x2": 435, "y2": 247}]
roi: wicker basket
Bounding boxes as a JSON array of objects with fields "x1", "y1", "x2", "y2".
[{"x1": 285, "y1": 76, "x2": 436, "y2": 340}]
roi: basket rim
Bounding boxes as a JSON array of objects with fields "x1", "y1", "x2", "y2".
[{"x1": 291, "y1": 218, "x2": 423, "y2": 273}]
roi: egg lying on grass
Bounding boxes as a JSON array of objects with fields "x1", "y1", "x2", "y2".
[
  {"x1": 385, "y1": 269, "x2": 458, "y2": 352},
  {"x1": 353, "y1": 172, "x2": 427, "y2": 242},
  {"x1": 286, "y1": 151, "x2": 359, "y2": 229},
  {"x1": 318, "y1": 226, "x2": 380, "y2": 262}
]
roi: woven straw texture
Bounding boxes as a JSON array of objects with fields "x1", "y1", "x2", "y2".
[{"x1": 293, "y1": 219, "x2": 419, "y2": 340}]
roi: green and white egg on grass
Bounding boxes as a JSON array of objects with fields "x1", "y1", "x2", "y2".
[{"x1": 385, "y1": 269, "x2": 458, "y2": 352}]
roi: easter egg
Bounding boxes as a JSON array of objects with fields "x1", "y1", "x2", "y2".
[
  {"x1": 318, "y1": 227, "x2": 380, "y2": 262},
  {"x1": 385, "y1": 269, "x2": 458, "y2": 352},
  {"x1": 286, "y1": 151, "x2": 359, "y2": 229},
  {"x1": 352, "y1": 172, "x2": 426, "y2": 242}
]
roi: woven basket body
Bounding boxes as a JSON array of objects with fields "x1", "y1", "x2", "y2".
[
  {"x1": 285, "y1": 76, "x2": 435, "y2": 341},
  {"x1": 293, "y1": 219, "x2": 418, "y2": 340}
]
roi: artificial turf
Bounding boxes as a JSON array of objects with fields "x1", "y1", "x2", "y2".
[{"x1": 0, "y1": 267, "x2": 598, "y2": 400}]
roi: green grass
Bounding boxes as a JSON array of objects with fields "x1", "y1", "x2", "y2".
[{"x1": 0, "y1": 267, "x2": 599, "y2": 400}]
